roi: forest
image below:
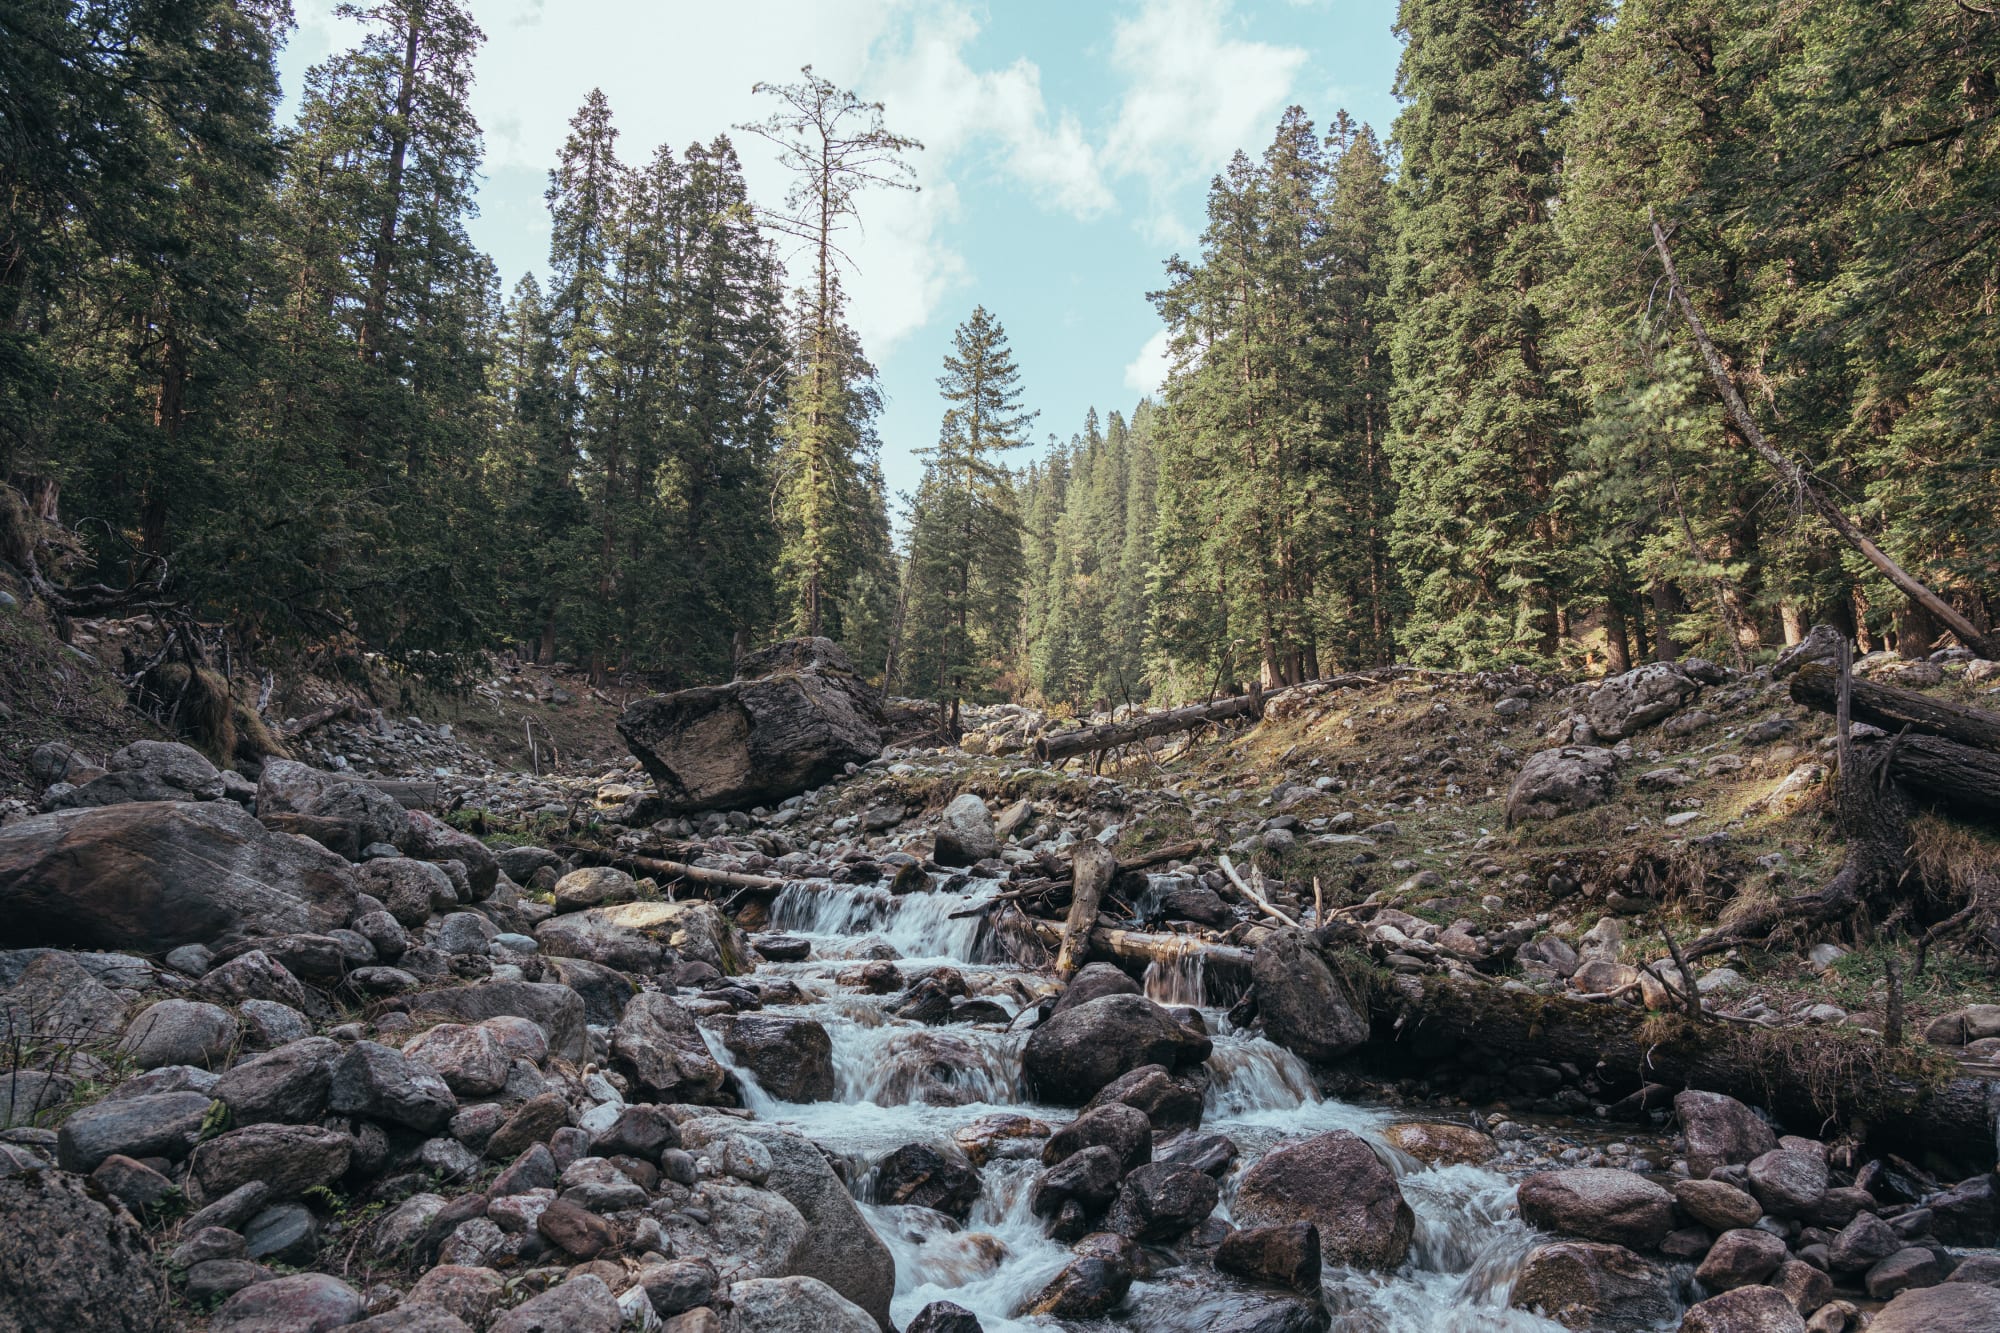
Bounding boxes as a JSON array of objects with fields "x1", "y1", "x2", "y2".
[{"x1": 5, "y1": 0, "x2": 1997, "y2": 717}]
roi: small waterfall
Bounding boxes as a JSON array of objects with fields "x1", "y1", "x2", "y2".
[
  {"x1": 1143, "y1": 943, "x2": 1207, "y2": 1007},
  {"x1": 1202, "y1": 1035, "x2": 1325, "y2": 1120},
  {"x1": 831, "y1": 1023, "x2": 1022, "y2": 1108},
  {"x1": 769, "y1": 878, "x2": 1001, "y2": 963},
  {"x1": 870, "y1": 1158, "x2": 1074, "y2": 1333}
]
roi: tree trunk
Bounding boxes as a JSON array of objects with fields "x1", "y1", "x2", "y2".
[
  {"x1": 1055, "y1": 841, "x2": 1118, "y2": 979},
  {"x1": 1789, "y1": 664, "x2": 2000, "y2": 752}
]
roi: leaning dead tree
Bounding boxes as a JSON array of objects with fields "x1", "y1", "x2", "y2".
[{"x1": 1649, "y1": 213, "x2": 1999, "y2": 660}]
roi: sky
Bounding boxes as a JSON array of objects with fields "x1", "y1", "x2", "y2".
[{"x1": 277, "y1": 0, "x2": 1405, "y2": 505}]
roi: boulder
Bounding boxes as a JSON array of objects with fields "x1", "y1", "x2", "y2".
[
  {"x1": 1032, "y1": 1143, "x2": 1124, "y2": 1218},
  {"x1": 1250, "y1": 930, "x2": 1369, "y2": 1062},
  {"x1": 1020, "y1": 993, "x2": 1211, "y2": 1105},
  {"x1": 1675, "y1": 1179, "x2": 1765, "y2": 1233},
  {"x1": 189, "y1": 1123, "x2": 352, "y2": 1200},
  {"x1": 869, "y1": 1143, "x2": 981, "y2": 1221},
  {"x1": 1677, "y1": 1091, "x2": 1778, "y2": 1180},
  {"x1": 1869, "y1": 1282, "x2": 2000, "y2": 1333},
  {"x1": 1050, "y1": 962, "x2": 1142, "y2": 1015},
  {"x1": 1506, "y1": 747, "x2": 1618, "y2": 825},
  {"x1": 1215, "y1": 1221, "x2": 1322, "y2": 1292},
  {"x1": 1925, "y1": 1172, "x2": 2000, "y2": 1244},
  {"x1": 402, "y1": 1024, "x2": 510, "y2": 1097},
  {"x1": 56, "y1": 1091, "x2": 213, "y2": 1172},
  {"x1": 404, "y1": 811, "x2": 498, "y2": 898},
  {"x1": 617, "y1": 637, "x2": 884, "y2": 811},
  {"x1": 584, "y1": 900, "x2": 745, "y2": 974},
  {"x1": 329, "y1": 1040, "x2": 457, "y2": 1131},
  {"x1": 0, "y1": 801, "x2": 359, "y2": 951},
  {"x1": 1695, "y1": 1228, "x2": 1789, "y2": 1291},
  {"x1": 1080, "y1": 1062, "x2": 1205, "y2": 1133},
  {"x1": 611, "y1": 993, "x2": 728, "y2": 1102},
  {"x1": 1746, "y1": 1148, "x2": 1828, "y2": 1218},
  {"x1": 54, "y1": 740, "x2": 223, "y2": 807},
  {"x1": 1586, "y1": 663, "x2": 1698, "y2": 739},
  {"x1": 1380, "y1": 1121, "x2": 1496, "y2": 1167},
  {"x1": 487, "y1": 1274, "x2": 621, "y2": 1333},
  {"x1": 0, "y1": 1170, "x2": 166, "y2": 1332},
  {"x1": 709, "y1": 1014, "x2": 835, "y2": 1102},
  {"x1": 256, "y1": 759, "x2": 411, "y2": 851},
  {"x1": 1516, "y1": 1169, "x2": 1674, "y2": 1250},
  {"x1": 1023, "y1": 1232, "x2": 1137, "y2": 1320},
  {"x1": 932, "y1": 794, "x2": 998, "y2": 867},
  {"x1": 405, "y1": 1266, "x2": 504, "y2": 1327},
  {"x1": 1043, "y1": 1102, "x2": 1153, "y2": 1171},
  {"x1": 728, "y1": 1275, "x2": 878, "y2": 1333},
  {"x1": 723, "y1": 1121, "x2": 897, "y2": 1330},
  {"x1": 357, "y1": 858, "x2": 459, "y2": 927},
  {"x1": 1679, "y1": 1285, "x2": 1807, "y2": 1333},
  {"x1": 214, "y1": 1037, "x2": 341, "y2": 1125},
  {"x1": 1, "y1": 950, "x2": 127, "y2": 1043},
  {"x1": 410, "y1": 981, "x2": 587, "y2": 1063},
  {"x1": 1508, "y1": 1241, "x2": 1676, "y2": 1331},
  {"x1": 1827, "y1": 1212, "x2": 1901, "y2": 1271},
  {"x1": 201, "y1": 950, "x2": 310, "y2": 1010},
  {"x1": 1231, "y1": 1129, "x2": 1415, "y2": 1270},
  {"x1": 1866, "y1": 1246, "x2": 1948, "y2": 1299},
  {"x1": 1103, "y1": 1160, "x2": 1219, "y2": 1240},
  {"x1": 905, "y1": 1302, "x2": 983, "y2": 1333}
]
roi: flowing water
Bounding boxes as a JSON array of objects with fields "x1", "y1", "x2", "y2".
[{"x1": 722, "y1": 875, "x2": 1598, "y2": 1331}]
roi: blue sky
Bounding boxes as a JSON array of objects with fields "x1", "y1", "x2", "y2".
[{"x1": 278, "y1": 0, "x2": 1405, "y2": 505}]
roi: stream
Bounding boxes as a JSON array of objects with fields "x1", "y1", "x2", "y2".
[{"x1": 687, "y1": 869, "x2": 1643, "y2": 1332}]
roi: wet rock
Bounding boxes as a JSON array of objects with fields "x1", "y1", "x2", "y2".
[
  {"x1": 1925, "y1": 1172, "x2": 2000, "y2": 1244},
  {"x1": 1155, "y1": 1131, "x2": 1239, "y2": 1177},
  {"x1": 872, "y1": 1142, "x2": 982, "y2": 1221},
  {"x1": 330, "y1": 1040, "x2": 457, "y2": 1131},
  {"x1": 1696, "y1": 1228, "x2": 1788, "y2": 1290},
  {"x1": 212, "y1": 1272, "x2": 365, "y2": 1332},
  {"x1": 56, "y1": 1090, "x2": 212, "y2": 1172},
  {"x1": 612, "y1": 993, "x2": 728, "y2": 1102},
  {"x1": 1032, "y1": 1144, "x2": 1124, "y2": 1218},
  {"x1": 535, "y1": 910, "x2": 662, "y2": 973},
  {"x1": 116, "y1": 999, "x2": 236, "y2": 1070},
  {"x1": 891, "y1": 976, "x2": 955, "y2": 1025},
  {"x1": 189, "y1": 1123, "x2": 352, "y2": 1201},
  {"x1": 1747, "y1": 1149, "x2": 1828, "y2": 1218},
  {"x1": 489, "y1": 1274, "x2": 621, "y2": 1333},
  {"x1": 933, "y1": 794, "x2": 999, "y2": 867},
  {"x1": 1506, "y1": 746, "x2": 1618, "y2": 824},
  {"x1": 635, "y1": 1258, "x2": 720, "y2": 1317},
  {"x1": 1516, "y1": 1168, "x2": 1674, "y2": 1250},
  {"x1": 727, "y1": 1274, "x2": 879, "y2": 1333},
  {"x1": 1216, "y1": 1221, "x2": 1322, "y2": 1292},
  {"x1": 708, "y1": 1013, "x2": 835, "y2": 1102},
  {"x1": 243, "y1": 1201, "x2": 319, "y2": 1263},
  {"x1": 1103, "y1": 1160, "x2": 1220, "y2": 1240},
  {"x1": 1049, "y1": 961, "x2": 1142, "y2": 1015},
  {"x1": 589, "y1": 900, "x2": 744, "y2": 974},
  {"x1": 1509, "y1": 1241, "x2": 1675, "y2": 1331},
  {"x1": 1679, "y1": 1284, "x2": 1807, "y2": 1333},
  {"x1": 1677, "y1": 1091, "x2": 1779, "y2": 1180},
  {"x1": 0, "y1": 800, "x2": 359, "y2": 952},
  {"x1": 1020, "y1": 993, "x2": 1211, "y2": 1105},
  {"x1": 1081, "y1": 1062, "x2": 1205, "y2": 1133},
  {"x1": 905, "y1": 1300, "x2": 983, "y2": 1333},
  {"x1": 1827, "y1": 1212, "x2": 1901, "y2": 1272},
  {"x1": 1676, "y1": 1178, "x2": 1765, "y2": 1233},
  {"x1": 1208, "y1": 1294, "x2": 1332, "y2": 1333},
  {"x1": 0, "y1": 1170, "x2": 164, "y2": 1331},
  {"x1": 1866, "y1": 1246, "x2": 1948, "y2": 1298},
  {"x1": 952, "y1": 1112, "x2": 1052, "y2": 1166},
  {"x1": 1249, "y1": 930, "x2": 1369, "y2": 1062},
  {"x1": 1380, "y1": 1121, "x2": 1496, "y2": 1166},
  {"x1": 618, "y1": 636, "x2": 885, "y2": 812},
  {"x1": 1869, "y1": 1281, "x2": 2000, "y2": 1332},
  {"x1": 401, "y1": 1023, "x2": 510, "y2": 1096},
  {"x1": 1232, "y1": 1129, "x2": 1415, "y2": 1270},
  {"x1": 1044, "y1": 1101, "x2": 1153, "y2": 1172},
  {"x1": 215, "y1": 1037, "x2": 341, "y2": 1125},
  {"x1": 411, "y1": 980, "x2": 586, "y2": 1063},
  {"x1": 1023, "y1": 1231, "x2": 1138, "y2": 1320}
]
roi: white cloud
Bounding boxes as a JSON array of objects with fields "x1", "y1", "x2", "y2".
[
  {"x1": 1103, "y1": 0, "x2": 1308, "y2": 242},
  {"x1": 1124, "y1": 327, "x2": 1173, "y2": 394}
]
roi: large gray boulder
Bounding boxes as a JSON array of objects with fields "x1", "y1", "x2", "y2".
[
  {"x1": 1677, "y1": 1090, "x2": 1778, "y2": 1180},
  {"x1": 1232, "y1": 1129, "x2": 1414, "y2": 1270},
  {"x1": 0, "y1": 1171, "x2": 166, "y2": 1331},
  {"x1": 728, "y1": 1276, "x2": 878, "y2": 1333},
  {"x1": 256, "y1": 759, "x2": 411, "y2": 851},
  {"x1": 1020, "y1": 993, "x2": 1211, "y2": 1105},
  {"x1": 1871, "y1": 1282, "x2": 2000, "y2": 1333},
  {"x1": 707, "y1": 1014, "x2": 835, "y2": 1103},
  {"x1": 0, "y1": 800, "x2": 360, "y2": 952},
  {"x1": 1517, "y1": 1168, "x2": 1674, "y2": 1250},
  {"x1": 1509, "y1": 1241, "x2": 1675, "y2": 1331},
  {"x1": 410, "y1": 981, "x2": 587, "y2": 1063},
  {"x1": 723, "y1": 1122, "x2": 898, "y2": 1331},
  {"x1": 932, "y1": 794, "x2": 998, "y2": 867},
  {"x1": 1250, "y1": 929, "x2": 1369, "y2": 1062},
  {"x1": 1507, "y1": 746, "x2": 1618, "y2": 826},
  {"x1": 1586, "y1": 663, "x2": 1699, "y2": 739},
  {"x1": 47, "y1": 740, "x2": 223, "y2": 808},
  {"x1": 611, "y1": 993, "x2": 728, "y2": 1102},
  {"x1": 617, "y1": 637, "x2": 884, "y2": 811}
]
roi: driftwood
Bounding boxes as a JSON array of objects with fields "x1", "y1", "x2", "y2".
[
  {"x1": 1020, "y1": 917, "x2": 1253, "y2": 971},
  {"x1": 1035, "y1": 695, "x2": 1267, "y2": 763},
  {"x1": 283, "y1": 701, "x2": 360, "y2": 739},
  {"x1": 582, "y1": 851, "x2": 787, "y2": 895},
  {"x1": 1379, "y1": 970, "x2": 2000, "y2": 1171},
  {"x1": 1650, "y1": 215, "x2": 2000, "y2": 660},
  {"x1": 1055, "y1": 842, "x2": 1118, "y2": 979},
  {"x1": 1217, "y1": 854, "x2": 1299, "y2": 928},
  {"x1": 1787, "y1": 663, "x2": 2000, "y2": 820}
]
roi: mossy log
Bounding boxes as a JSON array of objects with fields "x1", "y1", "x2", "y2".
[{"x1": 1375, "y1": 971, "x2": 2000, "y2": 1172}]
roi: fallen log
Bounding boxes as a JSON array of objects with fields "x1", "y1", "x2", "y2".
[
  {"x1": 580, "y1": 851, "x2": 787, "y2": 895},
  {"x1": 1021, "y1": 917, "x2": 1253, "y2": 971},
  {"x1": 1056, "y1": 842, "x2": 1118, "y2": 979},
  {"x1": 283, "y1": 701, "x2": 359, "y2": 739},
  {"x1": 1865, "y1": 733, "x2": 2000, "y2": 819},
  {"x1": 1376, "y1": 970, "x2": 2000, "y2": 1172},
  {"x1": 1218, "y1": 854, "x2": 1299, "y2": 928},
  {"x1": 1034, "y1": 695, "x2": 1266, "y2": 763},
  {"x1": 1790, "y1": 663, "x2": 2000, "y2": 752}
]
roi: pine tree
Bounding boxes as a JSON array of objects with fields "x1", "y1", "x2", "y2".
[
  {"x1": 902, "y1": 307, "x2": 1033, "y2": 724},
  {"x1": 1386, "y1": 0, "x2": 1599, "y2": 669}
]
